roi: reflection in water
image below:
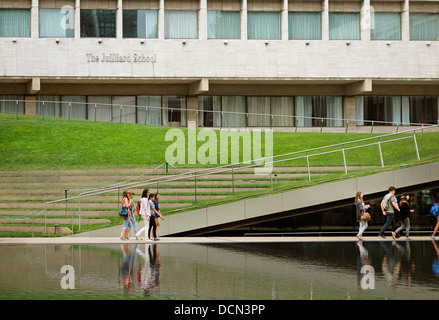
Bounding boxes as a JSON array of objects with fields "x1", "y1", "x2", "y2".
[
  {"x1": 0, "y1": 241, "x2": 439, "y2": 300},
  {"x1": 135, "y1": 244, "x2": 161, "y2": 296},
  {"x1": 119, "y1": 244, "x2": 162, "y2": 295}
]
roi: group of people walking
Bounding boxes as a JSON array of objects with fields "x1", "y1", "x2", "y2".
[
  {"x1": 355, "y1": 186, "x2": 439, "y2": 241},
  {"x1": 120, "y1": 189, "x2": 164, "y2": 241}
]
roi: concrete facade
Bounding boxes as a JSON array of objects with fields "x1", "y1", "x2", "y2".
[{"x1": 1, "y1": 0, "x2": 439, "y2": 131}]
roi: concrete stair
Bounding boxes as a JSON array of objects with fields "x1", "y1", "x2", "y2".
[{"x1": 0, "y1": 166, "x2": 349, "y2": 236}]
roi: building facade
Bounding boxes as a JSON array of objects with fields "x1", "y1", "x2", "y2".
[{"x1": 1, "y1": 0, "x2": 439, "y2": 132}]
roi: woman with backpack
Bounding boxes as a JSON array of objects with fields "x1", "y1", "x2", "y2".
[
  {"x1": 120, "y1": 190, "x2": 133, "y2": 240},
  {"x1": 430, "y1": 192, "x2": 439, "y2": 240}
]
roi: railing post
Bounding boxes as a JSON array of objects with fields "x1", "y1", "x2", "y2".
[
  {"x1": 413, "y1": 132, "x2": 420, "y2": 161},
  {"x1": 194, "y1": 173, "x2": 197, "y2": 203},
  {"x1": 306, "y1": 153, "x2": 311, "y2": 182},
  {"x1": 377, "y1": 138, "x2": 384, "y2": 168},
  {"x1": 44, "y1": 204, "x2": 47, "y2": 234},
  {"x1": 341, "y1": 145, "x2": 348, "y2": 174},
  {"x1": 231, "y1": 167, "x2": 235, "y2": 198},
  {"x1": 32, "y1": 211, "x2": 35, "y2": 238}
]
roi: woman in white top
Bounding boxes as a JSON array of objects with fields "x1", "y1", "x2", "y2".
[{"x1": 135, "y1": 189, "x2": 151, "y2": 241}]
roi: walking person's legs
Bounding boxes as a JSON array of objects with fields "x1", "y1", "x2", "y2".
[{"x1": 379, "y1": 212, "x2": 394, "y2": 238}]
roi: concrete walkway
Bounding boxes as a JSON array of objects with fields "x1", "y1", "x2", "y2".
[{"x1": 0, "y1": 236, "x2": 435, "y2": 245}]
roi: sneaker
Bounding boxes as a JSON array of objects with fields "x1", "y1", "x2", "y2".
[
  {"x1": 379, "y1": 235, "x2": 386, "y2": 239},
  {"x1": 392, "y1": 232, "x2": 396, "y2": 240},
  {"x1": 431, "y1": 236, "x2": 436, "y2": 240}
]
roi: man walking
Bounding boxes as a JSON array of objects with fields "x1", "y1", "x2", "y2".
[{"x1": 379, "y1": 186, "x2": 400, "y2": 239}]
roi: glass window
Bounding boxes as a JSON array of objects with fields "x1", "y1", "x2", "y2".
[
  {"x1": 296, "y1": 96, "x2": 343, "y2": 127},
  {"x1": 207, "y1": 11, "x2": 240, "y2": 39},
  {"x1": 0, "y1": 95, "x2": 25, "y2": 114},
  {"x1": 138, "y1": 96, "x2": 161, "y2": 126},
  {"x1": 61, "y1": 96, "x2": 87, "y2": 120},
  {"x1": 359, "y1": 96, "x2": 403, "y2": 126},
  {"x1": 0, "y1": 9, "x2": 30, "y2": 37},
  {"x1": 162, "y1": 96, "x2": 187, "y2": 126},
  {"x1": 329, "y1": 12, "x2": 360, "y2": 40},
  {"x1": 199, "y1": 96, "x2": 222, "y2": 127},
  {"x1": 39, "y1": 8, "x2": 74, "y2": 38},
  {"x1": 80, "y1": 9, "x2": 116, "y2": 38},
  {"x1": 248, "y1": 97, "x2": 271, "y2": 127},
  {"x1": 371, "y1": 12, "x2": 401, "y2": 40},
  {"x1": 222, "y1": 96, "x2": 246, "y2": 127},
  {"x1": 123, "y1": 10, "x2": 158, "y2": 38},
  {"x1": 112, "y1": 96, "x2": 136, "y2": 124},
  {"x1": 87, "y1": 96, "x2": 112, "y2": 122},
  {"x1": 271, "y1": 97, "x2": 294, "y2": 127},
  {"x1": 288, "y1": 12, "x2": 321, "y2": 40},
  {"x1": 248, "y1": 12, "x2": 281, "y2": 39},
  {"x1": 409, "y1": 96, "x2": 439, "y2": 124},
  {"x1": 410, "y1": 13, "x2": 439, "y2": 40},
  {"x1": 165, "y1": 10, "x2": 198, "y2": 39},
  {"x1": 36, "y1": 96, "x2": 61, "y2": 117}
]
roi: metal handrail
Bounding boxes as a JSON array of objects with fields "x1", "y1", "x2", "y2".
[
  {"x1": 1, "y1": 98, "x2": 436, "y2": 128},
  {"x1": 39, "y1": 123, "x2": 439, "y2": 233}
]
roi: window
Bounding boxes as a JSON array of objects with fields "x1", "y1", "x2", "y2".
[
  {"x1": 61, "y1": 96, "x2": 86, "y2": 120},
  {"x1": 296, "y1": 96, "x2": 343, "y2": 127},
  {"x1": 329, "y1": 12, "x2": 360, "y2": 40},
  {"x1": 138, "y1": 96, "x2": 161, "y2": 126},
  {"x1": 410, "y1": 13, "x2": 439, "y2": 40},
  {"x1": 80, "y1": 9, "x2": 116, "y2": 38},
  {"x1": 87, "y1": 96, "x2": 112, "y2": 122},
  {"x1": 357, "y1": 96, "x2": 439, "y2": 126},
  {"x1": 409, "y1": 96, "x2": 439, "y2": 124},
  {"x1": 0, "y1": 9, "x2": 30, "y2": 37},
  {"x1": 199, "y1": 96, "x2": 222, "y2": 127},
  {"x1": 112, "y1": 96, "x2": 136, "y2": 124},
  {"x1": 247, "y1": 12, "x2": 280, "y2": 39},
  {"x1": 36, "y1": 96, "x2": 61, "y2": 117},
  {"x1": 162, "y1": 96, "x2": 187, "y2": 126},
  {"x1": 288, "y1": 12, "x2": 321, "y2": 40},
  {"x1": 165, "y1": 10, "x2": 198, "y2": 39},
  {"x1": 123, "y1": 10, "x2": 158, "y2": 38},
  {"x1": 39, "y1": 8, "x2": 74, "y2": 38},
  {"x1": 207, "y1": 11, "x2": 240, "y2": 39},
  {"x1": 0, "y1": 95, "x2": 25, "y2": 114},
  {"x1": 371, "y1": 12, "x2": 401, "y2": 40},
  {"x1": 222, "y1": 96, "x2": 246, "y2": 127}
]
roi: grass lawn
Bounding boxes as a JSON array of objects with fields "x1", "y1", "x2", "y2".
[{"x1": 0, "y1": 113, "x2": 438, "y2": 171}]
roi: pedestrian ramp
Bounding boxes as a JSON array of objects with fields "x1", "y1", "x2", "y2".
[{"x1": 72, "y1": 161, "x2": 439, "y2": 237}]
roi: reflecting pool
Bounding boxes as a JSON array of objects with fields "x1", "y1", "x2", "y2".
[{"x1": 0, "y1": 241, "x2": 438, "y2": 300}]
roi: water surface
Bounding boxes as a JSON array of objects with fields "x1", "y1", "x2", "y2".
[{"x1": 1, "y1": 241, "x2": 438, "y2": 300}]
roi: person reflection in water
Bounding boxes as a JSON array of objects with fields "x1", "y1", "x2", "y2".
[
  {"x1": 121, "y1": 244, "x2": 136, "y2": 292},
  {"x1": 356, "y1": 241, "x2": 371, "y2": 288},
  {"x1": 136, "y1": 244, "x2": 161, "y2": 296},
  {"x1": 394, "y1": 240, "x2": 415, "y2": 286},
  {"x1": 380, "y1": 241, "x2": 399, "y2": 288},
  {"x1": 432, "y1": 241, "x2": 439, "y2": 277}
]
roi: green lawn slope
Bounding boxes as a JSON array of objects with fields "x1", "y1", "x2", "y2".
[{"x1": 1, "y1": 113, "x2": 438, "y2": 171}]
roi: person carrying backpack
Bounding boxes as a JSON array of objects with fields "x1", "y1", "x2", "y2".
[
  {"x1": 379, "y1": 186, "x2": 400, "y2": 239},
  {"x1": 430, "y1": 192, "x2": 439, "y2": 240}
]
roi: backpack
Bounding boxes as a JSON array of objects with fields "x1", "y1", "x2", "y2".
[
  {"x1": 136, "y1": 200, "x2": 142, "y2": 216},
  {"x1": 431, "y1": 203, "x2": 439, "y2": 217},
  {"x1": 382, "y1": 194, "x2": 391, "y2": 211}
]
